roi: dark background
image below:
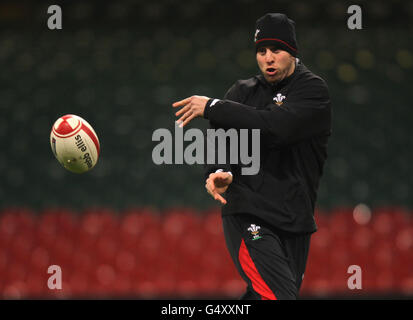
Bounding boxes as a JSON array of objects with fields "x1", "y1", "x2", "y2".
[
  {"x1": 1, "y1": 0, "x2": 412, "y2": 210},
  {"x1": 0, "y1": 0, "x2": 412, "y2": 300}
]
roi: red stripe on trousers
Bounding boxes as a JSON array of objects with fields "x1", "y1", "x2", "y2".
[{"x1": 238, "y1": 239, "x2": 277, "y2": 300}]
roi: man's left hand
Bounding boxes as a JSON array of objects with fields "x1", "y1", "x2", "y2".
[{"x1": 172, "y1": 95, "x2": 209, "y2": 127}]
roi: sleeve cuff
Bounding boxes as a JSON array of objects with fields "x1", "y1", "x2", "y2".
[
  {"x1": 204, "y1": 98, "x2": 220, "y2": 119},
  {"x1": 215, "y1": 169, "x2": 233, "y2": 176}
]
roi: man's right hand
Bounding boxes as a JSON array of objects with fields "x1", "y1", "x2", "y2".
[{"x1": 205, "y1": 172, "x2": 233, "y2": 205}]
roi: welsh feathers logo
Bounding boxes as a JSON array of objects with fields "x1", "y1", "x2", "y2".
[
  {"x1": 273, "y1": 93, "x2": 286, "y2": 106},
  {"x1": 248, "y1": 224, "x2": 262, "y2": 240}
]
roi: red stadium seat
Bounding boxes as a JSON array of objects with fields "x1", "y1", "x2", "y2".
[
  {"x1": 393, "y1": 226, "x2": 413, "y2": 289},
  {"x1": 111, "y1": 274, "x2": 133, "y2": 296},
  {"x1": 2, "y1": 280, "x2": 28, "y2": 299},
  {"x1": 71, "y1": 250, "x2": 94, "y2": 275},
  {"x1": 25, "y1": 272, "x2": 50, "y2": 298},
  {"x1": 349, "y1": 226, "x2": 374, "y2": 267},
  {"x1": 328, "y1": 269, "x2": 350, "y2": 294},
  {"x1": 161, "y1": 207, "x2": 203, "y2": 252},
  {"x1": 395, "y1": 226, "x2": 413, "y2": 253},
  {"x1": 0, "y1": 208, "x2": 36, "y2": 253},
  {"x1": 393, "y1": 263, "x2": 412, "y2": 291},
  {"x1": 329, "y1": 249, "x2": 352, "y2": 273},
  {"x1": 220, "y1": 278, "x2": 245, "y2": 298},
  {"x1": 306, "y1": 277, "x2": 332, "y2": 297},
  {"x1": 10, "y1": 233, "x2": 34, "y2": 264},
  {"x1": 370, "y1": 209, "x2": 395, "y2": 241},
  {"x1": 175, "y1": 279, "x2": 198, "y2": 298},
  {"x1": 305, "y1": 252, "x2": 330, "y2": 284},
  {"x1": 199, "y1": 250, "x2": 227, "y2": 278},
  {"x1": 119, "y1": 208, "x2": 161, "y2": 250},
  {"x1": 81, "y1": 208, "x2": 119, "y2": 238},
  {"x1": 196, "y1": 271, "x2": 222, "y2": 296},
  {"x1": 351, "y1": 226, "x2": 374, "y2": 252},
  {"x1": 134, "y1": 261, "x2": 176, "y2": 298},
  {"x1": 95, "y1": 263, "x2": 117, "y2": 289},
  {"x1": 376, "y1": 206, "x2": 411, "y2": 229},
  {"x1": 310, "y1": 227, "x2": 332, "y2": 251},
  {"x1": 328, "y1": 207, "x2": 355, "y2": 245},
  {"x1": 95, "y1": 235, "x2": 118, "y2": 264},
  {"x1": 178, "y1": 230, "x2": 204, "y2": 270},
  {"x1": 50, "y1": 235, "x2": 75, "y2": 267},
  {"x1": 136, "y1": 225, "x2": 162, "y2": 261},
  {"x1": 202, "y1": 208, "x2": 223, "y2": 235},
  {"x1": 374, "y1": 270, "x2": 397, "y2": 294},
  {"x1": 201, "y1": 209, "x2": 226, "y2": 254},
  {"x1": 66, "y1": 273, "x2": 87, "y2": 297},
  {"x1": 29, "y1": 246, "x2": 51, "y2": 272},
  {"x1": 0, "y1": 250, "x2": 8, "y2": 276},
  {"x1": 77, "y1": 227, "x2": 98, "y2": 252},
  {"x1": 135, "y1": 279, "x2": 158, "y2": 299},
  {"x1": 0, "y1": 210, "x2": 19, "y2": 239},
  {"x1": 36, "y1": 209, "x2": 64, "y2": 248},
  {"x1": 162, "y1": 211, "x2": 203, "y2": 264},
  {"x1": 370, "y1": 241, "x2": 395, "y2": 271},
  {"x1": 314, "y1": 208, "x2": 330, "y2": 229},
  {"x1": 162, "y1": 207, "x2": 202, "y2": 232},
  {"x1": 54, "y1": 208, "x2": 79, "y2": 236},
  {"x1": 115, "y1": 250, "x2": 137, "y2": 278},
  {"x1": 399, "y1": 276, "x2": 413, "y2": 296},
  {"x1": 4, "y1": 262, "x2": 27, "y2": 285}
]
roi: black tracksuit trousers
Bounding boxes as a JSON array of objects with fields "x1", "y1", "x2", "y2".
[{"x1": 222, "y1": 213, "x2": 311, "y2": 300}]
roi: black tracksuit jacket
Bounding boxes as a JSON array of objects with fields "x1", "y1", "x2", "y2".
[{"x1": 204, "y1": 60, "x2": 332, "y2": 234}]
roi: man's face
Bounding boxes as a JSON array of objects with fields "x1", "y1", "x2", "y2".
[{"x1": 256, "y1": 46, "x2": 296, "y2": 83}]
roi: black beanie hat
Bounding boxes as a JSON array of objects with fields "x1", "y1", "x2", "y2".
[{"x1": 254, "y1": 13, "x2": 298, "y2": 57}]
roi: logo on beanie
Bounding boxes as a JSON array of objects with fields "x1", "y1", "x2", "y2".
[
  {"x1": 254, "y1": 29, "x2": 260, "y2": 42},
  {"x1": 273, "y1": 93, "x2": 286, "y2": 106}
]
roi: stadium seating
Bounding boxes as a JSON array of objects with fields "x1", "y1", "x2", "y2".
[{"x1": 0, "y1": 206, "x2": 412, "y2": 299}]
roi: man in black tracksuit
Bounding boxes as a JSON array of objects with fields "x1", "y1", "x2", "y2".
[{"x1": 173, "y1": 13, "x2": 331, "y2": 300}]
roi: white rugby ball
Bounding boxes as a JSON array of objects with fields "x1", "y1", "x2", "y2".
[{"x1": 50, "y1": 114, "x2": 100, "y2": 174}]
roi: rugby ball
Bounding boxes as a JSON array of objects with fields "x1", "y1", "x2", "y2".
[{"x1": 50, "y1": 114, "x2": 100, "y2": 174}]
